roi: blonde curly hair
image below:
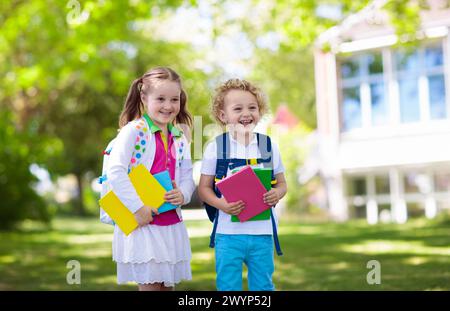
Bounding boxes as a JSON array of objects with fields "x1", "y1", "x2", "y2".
[{"x1": 212, "y1": 79, "x2": 268, "y2": 126}]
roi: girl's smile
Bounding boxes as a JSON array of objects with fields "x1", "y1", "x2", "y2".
[{"x1": 143, "y1": 80, "x2": 181, "y2": 129}]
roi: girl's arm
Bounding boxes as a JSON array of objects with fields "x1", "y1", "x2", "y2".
[
  {"x1": 198, "y1": 174, "x2": 244, "y2": 215},
  {"x1": 107, "y1": 123, "x2": 144, "y2": 214},
  {"x1": 177, "y1": 139, "x2": 196, "y2": 205}
]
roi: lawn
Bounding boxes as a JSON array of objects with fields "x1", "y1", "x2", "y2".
[{"x1": 0, "y1": 214, "x2": 449, "y2": 290}]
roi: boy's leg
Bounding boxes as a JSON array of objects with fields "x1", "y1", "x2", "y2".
[
  {"x1": 215, "y1": 234, "x2": 247, "y2": 291},
  {"x1": 246, "y1": 235, "x2": 275, "y2": 291}
]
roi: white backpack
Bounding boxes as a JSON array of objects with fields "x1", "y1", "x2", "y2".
[{"x1": 98, "y1": 117, "x2": 150, "y2": 225}]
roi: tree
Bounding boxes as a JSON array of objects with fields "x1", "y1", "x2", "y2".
[{"x1": 0, "y1": 0, "x2": 208, "y2": 216}]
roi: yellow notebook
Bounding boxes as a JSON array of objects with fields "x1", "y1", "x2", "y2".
[
  {"x1": 99, "y1": 164, "x2": 167, "y2": 235},
  {"x1": 128, "y1": 164, "x2": 166, "y2": 209},
  {"x1": 99, "y1": 192, "x2": 138, "y2": 236}
]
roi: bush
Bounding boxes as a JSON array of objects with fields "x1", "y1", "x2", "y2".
[{"x1": 0, "y1": 110, "x2": 52, "y2": 229}]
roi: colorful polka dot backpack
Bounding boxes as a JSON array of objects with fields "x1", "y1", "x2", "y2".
[{"x1": 98, "y1": 117, "x2": 150, "y2": 225}]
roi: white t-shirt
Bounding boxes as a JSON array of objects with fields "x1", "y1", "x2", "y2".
[{"x1": 200, "y1": 133, "x2": 285, "y2": 235}]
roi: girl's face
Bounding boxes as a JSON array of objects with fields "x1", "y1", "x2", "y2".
[
  {"x1": 143, "y1": 80, "x2": 181, "y2": 129},
  {"x1": 219, "y1": 89, "x2": 261, "y2": 136}
]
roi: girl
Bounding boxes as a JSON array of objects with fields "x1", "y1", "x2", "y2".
[{"x1": 107, "y1": 67, "x2": 195, "y2": 291}]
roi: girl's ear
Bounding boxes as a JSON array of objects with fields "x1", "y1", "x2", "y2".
[{"x1": 140, "y1": 93, "x2": 147, "y2": 105}]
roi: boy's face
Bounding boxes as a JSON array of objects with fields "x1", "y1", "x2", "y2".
[
  {"x1": 142, "y1": 80, "x2": 181, "y2": 130},
  {"x1": 219, "y1": 89, "x2": 261, "y2": 135}
]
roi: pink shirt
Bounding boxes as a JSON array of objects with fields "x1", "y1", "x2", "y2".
[{"x1": 149, "y1": 131, "x2": 181, "y2": 226}]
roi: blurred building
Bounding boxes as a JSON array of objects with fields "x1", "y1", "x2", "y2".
[{"x1": 313, "y1": 0, "x2": 450, "y2": 223}]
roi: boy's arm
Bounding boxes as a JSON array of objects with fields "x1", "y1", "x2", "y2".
[
  {"x1": 263, "y1": 172, "x2": 287, "y2": 206},
  {"x1": 274, "y1": 172, "x2": 287, "y2": 198},
  {"x1": 198, "y1": 174, "x2": 244, "y2": 215},
  {"x1": 198, "y1": 174, "x2": 226, "y2": 210}
]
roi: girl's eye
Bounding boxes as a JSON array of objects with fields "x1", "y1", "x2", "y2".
[
  {"x1": 234, "y1": 108, "x2": 241, "y2": 111},
  {"x1": 157, "y1": 97, "x2": 164, "y2": 101},
  {"x1": 172, "y1": 98, "x2": 179, "y2": 102}
]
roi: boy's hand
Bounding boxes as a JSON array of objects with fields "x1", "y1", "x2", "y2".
[
  {"x1": 218, "y1": 199, "x2": 245, "y2": 216},
  {"x1": 164, "y1": 180, "x2": 184, "y2": 206},
  {"x1": 263, "y1": 189, "x2": 281, "y2": 206},
  {"x1": 134, "y1": 205, "x2": 159, "y2": 226}
]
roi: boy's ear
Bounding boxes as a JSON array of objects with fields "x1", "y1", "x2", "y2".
[{"x1": 218, "y1": 110, "x2": 227, "y2": 124}]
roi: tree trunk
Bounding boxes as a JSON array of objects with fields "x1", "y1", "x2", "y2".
[{"x1": 73, "y1": 173, "x2": 86, "y2": 216}]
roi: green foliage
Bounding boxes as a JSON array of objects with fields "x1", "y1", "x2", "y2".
[
  {"x1": 268, "y1": 124, "x2": 313, "y2": 212},
  {"x1": 0, "y1": 0, "x2": 210, "y2": 215},
  {"x1": 0, "y1": 110, "x2": 53, "y2": 229},
  {"x1": 250, "y1": 47, "x2": 317, "y2": 127}
]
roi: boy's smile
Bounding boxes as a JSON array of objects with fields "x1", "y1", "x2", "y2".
[{"x1": 220, "y1": 89, "x2": 261, "y2": 135}]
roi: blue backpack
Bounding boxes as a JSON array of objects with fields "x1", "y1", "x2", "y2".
[{"x1": 204, "y1": 132, "x2": 283, "y2": 256}]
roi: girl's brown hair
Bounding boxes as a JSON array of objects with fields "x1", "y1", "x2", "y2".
[{"x1": 119, "y1": 67, "x2": 192, "y2": 129}]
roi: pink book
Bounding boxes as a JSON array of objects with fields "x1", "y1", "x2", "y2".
[{"x1": 216, "y1": 165, "x2": 270, "y2": 222}]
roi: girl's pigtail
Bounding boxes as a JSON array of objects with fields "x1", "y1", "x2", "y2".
[
  {"x1": 176, "y1": 89, "x2": 193, "y2": 129},
  {"x1": 119, "y1": 77, "x2": 144, "y2": 128}
]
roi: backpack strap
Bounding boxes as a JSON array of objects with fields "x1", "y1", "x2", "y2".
[
  {"x1": 209, "y1": 132, "x2": 230, "y2": 248},
  {"x1": 257, "y1": 133, "x2": 283, "y2": 256},
  {"x1": 99, "y1": 117, "x2": 151, "y2": 183}
]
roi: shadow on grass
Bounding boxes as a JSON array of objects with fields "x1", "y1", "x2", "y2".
[{"x1": 0, "y1": 216, "x2": 448, "y2": 290}]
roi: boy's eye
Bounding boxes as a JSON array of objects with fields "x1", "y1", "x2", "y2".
[
  {"x1": 157, "y1": 97, "x2": 164, "y2": 101},
  {"x1": 234, "y1": 108, "x2": 241, "y2": 111}
]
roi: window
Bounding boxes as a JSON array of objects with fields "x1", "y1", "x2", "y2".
[
  {"x1": 341, "y1": 58, "x2": 359, "y2": 79},
  {"x1": 375, "y1": 175, "x2": 390, "y2": 194},
  {"x1": 346, "y1": 177, "x2": 367, "y2": 196},
  {"x1": 404, "y1": 172, "x2": 431, "y2": 194},
  {"x1": 395, "y1": 43, "x2": 446, "y2": 123},
  {"x1": 340, "y1": 51, "x2": 386, "y2": 131},
  {"x1": 371, "y1": 82, "x2": 388, "y2": 125},
  {"x1": 434, "y1": 173, "x2": 450, "y2": 192},
  {"x1": 428, "y1": 74, "x2": 446, "y2": 119},
  {"x1": 396, "y1": 50, "x2": 421, "y2": 123},
  {"x1": 396, "y1": 50, "x2": 419, "y2": 72},
  {"x1": 342, "y1": 87, "x2": 361, "y2": 130},
  {"x1": 426, "y1": 45, "x2": 446, "y2": 120},
  {"x1": 398, "y1": 78, "x2": 420, "y2": 122}
]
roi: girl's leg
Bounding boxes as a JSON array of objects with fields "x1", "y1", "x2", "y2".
[
  {"x1": 138, "y1": 282, "x2": 162, "y2": 291},
  {"x1": 160, "y1": 285, "x2": 174, "y2": 291}
]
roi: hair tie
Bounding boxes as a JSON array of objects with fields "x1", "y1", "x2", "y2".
[{"x1": 137, "y1": 77, "x2": 143, "y2": 92}]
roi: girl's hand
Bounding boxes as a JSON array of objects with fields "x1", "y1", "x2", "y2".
[
  {"x1": 218, "y1": 199, "x2": 245, "y2": 216},
  {"x1": 263, "y1": 189, "x2": 281, "y2": 206},
  {"x1": 164, "y1": 181, "x2": 184, "y2": 206},
  {"x1": 134, "y1": 205, "x2": 159, "y2": 227}
]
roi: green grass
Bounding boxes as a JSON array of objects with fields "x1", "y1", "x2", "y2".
[{"x1": 0, "y1": 215, "x2": 449, "y2": 290}]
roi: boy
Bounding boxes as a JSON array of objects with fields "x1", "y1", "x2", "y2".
[{"x1": 198, "y1": 79, "x2": 287, "y2": 291}]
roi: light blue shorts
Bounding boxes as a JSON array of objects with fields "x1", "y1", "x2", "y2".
[{"x1": 214, "y1": 234, "x2": 275, "y2": 291}]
